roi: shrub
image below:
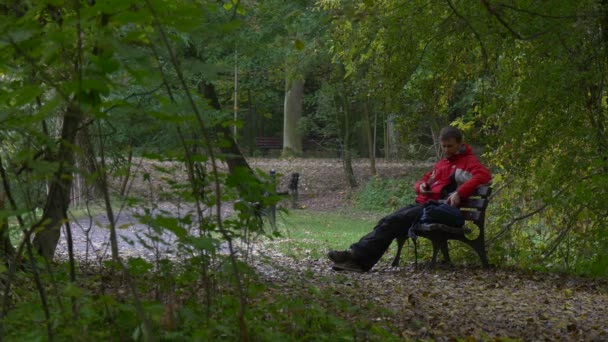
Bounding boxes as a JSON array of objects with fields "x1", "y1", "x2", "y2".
[{"x1": 355, "y1": 176, "x2": 417, "y2": 212}]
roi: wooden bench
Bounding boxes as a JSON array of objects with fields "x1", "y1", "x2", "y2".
[
  {"x1": 255, "y1": 136, "x2": 282, "y2": 153},
  {"x1": 255, "y1": 137, "x2": 318, "y2": 154},
  {"x1": 392, "y1": 185, "x2": 492, "y2": 268}
]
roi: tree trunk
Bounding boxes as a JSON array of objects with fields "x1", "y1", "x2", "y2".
[
  {"x1": 283, "y1": 77, "x2": 304, "y2": 156},
  {"x1": 363, "y1": 97, "x2": 377, "y2": 176},
  {"x1": 32, "y1": 106, "x2": 83, "y2": 260},
  {"x1": 386, "y1": 114, "x2": 399, "y2": 159},
  {"x1": 199, "y1": 82, "x2": 253, "y2": 174},
  {"x1": 342, "y1": 101, "x2": 358, "y2": 188},
  {"x1": 0, "y1": 191, "x2": 15, "y2": 264}
]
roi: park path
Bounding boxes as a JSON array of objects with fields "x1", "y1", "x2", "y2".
[
  {"x1": 55, "y1": 202, "x2": 234, "y2": 263},
  {"x1": 250, "y1": 244, "x2": 608, "y2": 342}
]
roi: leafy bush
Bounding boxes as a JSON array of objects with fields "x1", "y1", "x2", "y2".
[{"x1": 355, "y1": 176, "x2": 418, "y2": 212}]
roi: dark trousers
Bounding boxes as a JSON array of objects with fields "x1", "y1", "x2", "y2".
[{"x1": 350, "y1": 204, "x2": 423, "y2": 271}]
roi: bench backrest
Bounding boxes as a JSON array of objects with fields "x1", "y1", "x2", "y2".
[
  {"x1": 255, "y1": 136, "x2": 282, "y2": 149},
  {"x1": 458, "y1": 185, "x2": 492, "y2": 228}
]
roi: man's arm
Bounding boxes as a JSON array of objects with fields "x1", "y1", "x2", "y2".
[
  {"x1": 414, "y1": 169, "x2": 434, "y2": 195},
  {"x1": 455, "y1": 157, "x2": 492, "y2": 199}
]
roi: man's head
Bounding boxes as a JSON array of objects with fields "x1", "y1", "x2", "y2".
[{"x1": 439, "y1": 126, "x2": 463, "y2": 158}]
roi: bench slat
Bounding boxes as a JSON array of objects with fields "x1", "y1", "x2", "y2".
[
  {"x1": 460, "y1": 198, "x2": 487, "y2": 209},
  {"x1": 414, "y1": 223, "x2": 472, "y2": 235},
  {"x1": 473, "y1": 185, "x2": 491, "y2": 197},
  {"x1": 255, "y1": 137, "x2": 282, "y2": 149},
  {"x1": 461, "y1": 210, "x2": 481, "y2": 222}
]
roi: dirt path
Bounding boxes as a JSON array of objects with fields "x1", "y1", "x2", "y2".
[{"x1": 251, "y1": 246, "x2": 608, "y2": 341}]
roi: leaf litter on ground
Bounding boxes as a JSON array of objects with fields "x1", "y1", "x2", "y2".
[{"x1": 250, "y1": 239, "x2": 608, "y2": 341}]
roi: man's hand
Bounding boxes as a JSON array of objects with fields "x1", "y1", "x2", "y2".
[
  {"x1": 447, "y1": 192, "x2": 460, "y2": 207},
  {"x1": 419, "y1": 183, "x2": 430, "y2": 193}
]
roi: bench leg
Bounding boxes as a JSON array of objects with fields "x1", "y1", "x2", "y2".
[
  {"x1": 475, "y1": 241, "x2": 490, "y2": 268},
  {"x1": 430, "y1": 239, "x2": 441, "y2": 265},
  {"x1": 428, "y1": 238, "x2": 451, "y2": 266},
  {"x1": 465, "y1": 238, "x2": 490, "y2": 268},
  {"x1": 391, "y1": 236, "x2": 407, "y2": 267},
  {"x1": 440, "y1": 240, "x2": 451, "y2": 264}
]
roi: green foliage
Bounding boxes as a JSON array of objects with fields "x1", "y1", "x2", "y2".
[
  {"x1": 318, "y1": 0, "x2": 608, "y2": 276},
  {"x1": 3, "y1": 256, "x2": 401, "y2": 341},
  {"x1": 355, "y1": 176, "x2": 418, "y2": 213},
  {"x1": 3, "y1": 0, "x2": 608, "y2": 339}
]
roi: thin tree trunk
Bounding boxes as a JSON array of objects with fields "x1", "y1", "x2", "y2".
[
  {"x1": 342, "y1": 101, "x2": 357, "y2": 188},
  {"x1": 198, "y1": 82, "x2": 253, "y2": 174},
  {"x1": 283, "y1": 77, "x2": 304, "y2": 156},
  {"x1": 363, "y1": 97, "x2": 377, "y2": 176},
  {"x1": 0, "y1": 191, "x2": 15, "y2": 263},
  {"x1": 32, "y1": 106, "x2": 83, "y2": 260},
  {"x1": 120, "y1": 138, "x2": 134, "y2": 197}
]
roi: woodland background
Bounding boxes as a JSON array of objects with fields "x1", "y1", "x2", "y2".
[{"x1": 1, "y1": 0, "x2": 607, "y2": 340}]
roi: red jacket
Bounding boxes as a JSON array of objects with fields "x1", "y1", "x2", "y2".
[{"x1": 414, "y1": 144, "x2": 491, "y2": 204}]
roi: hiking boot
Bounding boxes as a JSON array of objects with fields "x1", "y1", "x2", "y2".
[
  {"x1": 331, "y1": 260, "x2": 365, "y2": 273},
  {"x1": 327, "y1": 249, "x2": 354, "y2": 263}
]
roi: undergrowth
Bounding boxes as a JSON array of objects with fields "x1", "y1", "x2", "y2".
[{"x1": 1, "y1": 257, "x2": 400, "y2": 341}]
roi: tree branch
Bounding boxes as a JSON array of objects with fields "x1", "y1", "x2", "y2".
[
  {"x1": 488, "y1": 172, "x2": 604, "y2": 245},
  {"x1": 542, "y1": 206, "x2": 584, "y2": 260},
  {"x1": 446, "y1": 0, "x2": 489, "y2": 71},
  {"x1": 480, "y1": 0, "x2": 549, "y2": 40},
  {"x1": 496, "y1": 2, "x2": 597, "y2": 20}
]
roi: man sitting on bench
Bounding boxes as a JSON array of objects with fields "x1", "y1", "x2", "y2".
[{"x1": 327, "y1": 126, "x2": 492, "y2": 272}]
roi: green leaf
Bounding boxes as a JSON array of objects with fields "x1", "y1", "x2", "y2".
[
  {"x1": 11, "y1": 85, "x2": 44, "y2": 106},
  {"x1": 63, "y1": 283, "x2": 84, "y2": 298},
  {"x1": 127, "y1": 257, "x2": 153, "y2": 275},
  {"x1": 154, "y1": 216, "x2": 188, "y2": 238},
  {"x1": 45, "y1": 0, "x2": 65, "y2": 6},
  {"x1": 183, "y1": 236, "x2": 217, "y2": 252},
  {"x1": 132, "y1": 324, "x2": 142, "y2": 341},
  {"x1": 111, "y1": 10, "x2": 151, "y2": 26},
  {"x1": 7, "y1": 28, "x2": 37, "y2": 43},
  {"x1": 294, "y1": 39, "x2": 305, "y2": 50},
  {"x1": 92, "y1": 55, "x2": 120, "y2": 74}
]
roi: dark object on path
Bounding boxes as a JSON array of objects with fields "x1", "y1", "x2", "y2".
[
  {"x1": 392, "y1": 185, "x2": 492, "y2": 268},
  {"x1": 288, "y1": 172, "x2": 299, "y2": 208},
  {"x1": 267, "y1": 169, "x2": 301, "y2": 227}
]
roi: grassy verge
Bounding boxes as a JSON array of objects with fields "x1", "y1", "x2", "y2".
[
  {"x1": 271, "y1": 209, "x2": 378, "y2": 259},
  {"x1": 269, "y1": 207, "x2": 484, "y2": 266}
]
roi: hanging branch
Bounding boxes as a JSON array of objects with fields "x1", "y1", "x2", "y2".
[
  {"x1": 147, "y1": 41, "x2": 211, "y2": 245},
  {"x1": 495, "y1": 2, "x2": 596, "y2": 20},
  {"x1": 0, "y1": 155, "x2": 53, "y2": 341},
  {"x1": 488, "y1": 173, "x2": 602, "y2": 245},
  {"x1": 145, "y1": 1, "x2": 250, "y2": 340},
  {"x1": 480, "y1": 0, "x2": 550, "y2": 40},
  {"x1": 542, "y1": 206, "x2": 584, "y2": 260},
  {"x1": 446, "y1": 0, "x2": 489, "y2": 71},
  {"x1": 488, "y1": 202, "x2": 550, "y2": 244}
]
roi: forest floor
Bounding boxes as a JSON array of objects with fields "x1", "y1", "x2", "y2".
[{"x1": 58, "y1": 158, "x2": 608, "y2": 341}]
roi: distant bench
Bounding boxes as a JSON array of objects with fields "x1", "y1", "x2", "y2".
[
  {"x1": 255, "y1": 136, "x2": 282, "y2": 152},
  {"x1": 255, "y1": 137, "x2": 317, "y2": 154}
]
